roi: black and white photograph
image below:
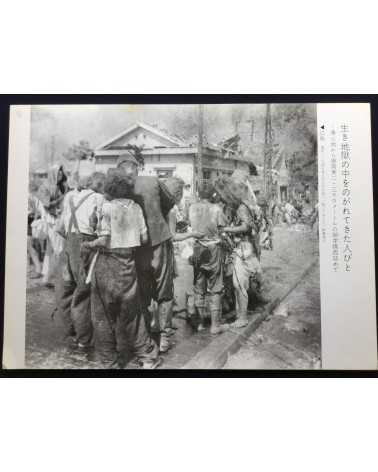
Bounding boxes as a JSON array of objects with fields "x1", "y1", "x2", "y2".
[
  {"x1": 23, "y1": 103, "x2": 321, "y2": 369},
  {"x1": 2, "y1": 5, "x2": 378, "y2": 472}
]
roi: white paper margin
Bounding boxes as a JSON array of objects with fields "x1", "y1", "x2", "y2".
[
  {"x1": 3, "y1": 106, "x2": 30, "y2": 369},
  {"x1": 2, "y1": 103, "x2": 377, "y2": 369},
  {"x1": 318, "y1": 103, "x2": 377, "y2": 369}
]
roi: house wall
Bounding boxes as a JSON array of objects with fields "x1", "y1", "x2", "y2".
[
  {"x1": 95, "y1": 153, "x2": 195, "y2": 187},
  {"x1": 202, "y1": 155, "x2": 250, "y2": 181},
  {"x1": 95, "y1": 151, "x2": 250, "y2": 194},
  {"x1": 139, "y1": 154, "x2": 194, "y2": 186}
]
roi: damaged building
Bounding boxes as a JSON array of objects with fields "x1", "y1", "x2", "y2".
[{"x1": 94, "y1": 122, "x2": 255, "y2": 194}]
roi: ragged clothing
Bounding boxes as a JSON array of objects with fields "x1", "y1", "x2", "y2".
[
  {"x1": 98, "y1": 199, "x2": 147, "y2": 249},
  {"x1": 232, "y1": 202, "x2": 261, "y2": 246},
  {"x1": 231, "y1": 201, "x2": 262, "y2": 258},
  {"x1": 189, "y1": 200, "x2": 227, "y2": 317},
  {"x1": 189, "y1": 200, "x2": 227, "y2": 241},
  {"x1": 192, "y1": 242, "x2": 224, "y2": 307},
  {"x1": 91, "y1": 249, "x2": 158, "y2": 368},
  {"x1": 231, "y1": 203, "x2": 262, "y2": 323},
  {"x1": 89, "y1": 198, "x2": 159, "y2": 367}
]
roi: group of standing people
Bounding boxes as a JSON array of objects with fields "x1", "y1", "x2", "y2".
[
  {"x1": 271, "y1": 195, "x2": 318, "y2": 227},
  {"x1": 28, "y1": 152, "x2": 275, "y2": 369}
]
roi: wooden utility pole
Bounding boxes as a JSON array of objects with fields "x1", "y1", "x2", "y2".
[
  {"x1": 234, "y1": 118, "x2": 241, "y2": 135},
  {"x1": 196, "y1": 104, "x2": 204, "y2": 192},
  {"x1": 246, "y1": 117, "x2": 255, "y2": 142},
  {"x1": 44, "y1": 142, "x2": 48, "y2": 168},
  {"x1": 263, "y1": 104, "x2": 273, "y2": 199},
  {"x1": 50, "y1": 135, "x2": 56, "y2": 166}
]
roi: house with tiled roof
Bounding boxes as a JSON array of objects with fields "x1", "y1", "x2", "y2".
[{"x1": 94, "y1": 122, "x2": 255, "y2": 193}]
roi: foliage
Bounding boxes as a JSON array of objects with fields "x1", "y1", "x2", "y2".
[
  {"x1": 268, "y1": 104, "x2": 317, "y2": 187},
  {"x1": 125, "y1": 144, "x2": 144, "y2": 167},
  {"x1": 62, "y1": 140, "x2": 93, "y2": 161}
]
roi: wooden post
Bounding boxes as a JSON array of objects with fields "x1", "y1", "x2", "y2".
[
  {"x1": 263, "y1": 104, "x2": 273, "y2": 199},
  {"x1": 246, "y1": 117, "x2": 255, "y2": 142},
  {"x1": 196, "y1": 104, "x2": 204, "y2": 192},
  {"x1": 50, "y1": 135, "x2": 56, "y2": 166}
]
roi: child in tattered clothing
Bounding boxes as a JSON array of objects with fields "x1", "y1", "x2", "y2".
[{"x1": 82, "y1": 169, "x2": 160, "y2": 369}]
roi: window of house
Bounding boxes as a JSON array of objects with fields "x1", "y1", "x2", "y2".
[{"x1": 155, "y1": 168, "x2": 174, "y2": 179}]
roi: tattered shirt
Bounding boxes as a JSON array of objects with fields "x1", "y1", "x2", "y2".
[
  {"x1": 189, "y1": 201, "x2": 227, "y2": 240},
  {"x1": 98, "y1": 199, "x2": 147, "y2": 249}
]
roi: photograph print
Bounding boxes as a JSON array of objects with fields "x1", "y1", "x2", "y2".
[{"x1": 25, "y1": 103, "x2": 320, "y2": 369}]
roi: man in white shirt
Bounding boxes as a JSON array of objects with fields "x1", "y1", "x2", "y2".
[{"x1": 56, "y1": 171, "x2": 105, "y2": 349}]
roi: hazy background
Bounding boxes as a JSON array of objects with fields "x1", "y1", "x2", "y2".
[{"x1": 30, "y1": 103, "x2": 317, "y2": 171}]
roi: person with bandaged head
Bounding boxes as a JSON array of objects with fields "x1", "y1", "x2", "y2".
[{"x1": 56, "y1": 156, "x2": 105, "y2": 349}]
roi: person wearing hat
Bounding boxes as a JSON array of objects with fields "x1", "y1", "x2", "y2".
[{"x1": 116, "y1": 152, "x2": 177, "y2": 353}]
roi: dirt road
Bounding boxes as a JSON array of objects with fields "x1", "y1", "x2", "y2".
[
  {"x1": 223, "y1": 262, "x2": 321, "y2": 369},
  {"x1": 25, "y1": 223, "x2": 320, "y2": 369}
]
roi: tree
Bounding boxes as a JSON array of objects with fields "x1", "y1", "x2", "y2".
[
  {"x1": 62, "y1": 140, "x2": 93, "y2": 161},
  {"x1": 271, "y1": 104, "x2": 317, "y2": 191},
  {"x1": 124, "y1": 144, "x2": 144, "y2": 168}
]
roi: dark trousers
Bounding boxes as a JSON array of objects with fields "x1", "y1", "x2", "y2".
[
  {"x1": 56, "y1": 232, "x2": 95, "y2": 345},
  {"x1": 193, "y1": 242, "x2": 224, "y2": 311},
  {"x1": 135, "y1": 240, "x2": 175, "y2": 344},
  {"x1": 91, "y1": 249, "x2": 158, "y2": 368},
  {"x1": 135, "y1": 239, "x2": 174, "y2": 309}
]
